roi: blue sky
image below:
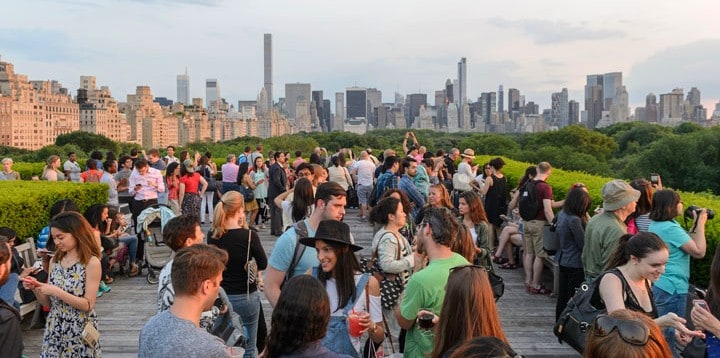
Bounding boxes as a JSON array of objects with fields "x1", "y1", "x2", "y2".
[{"x1": 2, "y1": 0, "x2": 719, "y2": 112}]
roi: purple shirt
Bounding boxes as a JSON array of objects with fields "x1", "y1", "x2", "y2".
[
  {"x1": 221, "y1": 162, "x2": 239, "y2": 183},
  {"x1": 128, "y1": 168, "x2": 165, "y2": 200}
]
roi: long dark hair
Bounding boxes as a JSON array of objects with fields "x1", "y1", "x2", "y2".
[
  {"x1": 291, "y1": 178, "x2": 314, "y2": 223},
  {"x1": 369, "y1": 197, "x2": 402, "y2": 226},
  {"x1": 707, "y1": 245, "x2": 720, "y2": 318},
  {"x1": 316, "y1": 240, "x2": 362, "y2": 312},
  {"x1": 649, "y1": 189, "x2": 681, "y2": 222},
  {"x1": 605, "y1": 232, "x2": 668, "y2": 270},
  {"x1": 515, "y1": 165, "x2": 537, "y2": 190},
  {"x1": 381, "y1": 189, "x2": 412, "y2": 216},
  {"x1": 459, "y1": 191, "x2": 488, "y2": 224},
  {"x1": 84, "y1": 204, "x2": 109, "y2": 233},
  {"x1": 562, "y1": 188, "x2": 593, "y2": 225},
  {"x1": 236, "y1": 162, "x2": 250, "y2": 185},
  {"x1": 630, "y1": 178, "x2": 653, "y2": 216},
  {"x1": 265, "y1": 275, "x2": 331, "y2": 357}
]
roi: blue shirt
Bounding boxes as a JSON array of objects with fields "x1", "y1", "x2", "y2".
[
  {"x1": 399, "y1": 174, "x2": 425, "y2": 219},
  {"x1": 649, "y1": 219, "x2": 691, "y2": 294},
  {"x1": 268, "y1": 219, "x2": 318, "y2": 277}
]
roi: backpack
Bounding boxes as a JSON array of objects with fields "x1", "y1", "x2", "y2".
[
  {"x1": 519, "y1": 180, "x2": 542, "y2": 221},
  {"x1": 85, "y1": 170, "x2": 103, "y2": 183},
  {"x1": 281, "y1": 221, "x2": 309, "y2": 288}
]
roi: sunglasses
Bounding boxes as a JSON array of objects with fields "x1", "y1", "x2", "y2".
[
  {"x1": 592, "y1": 314, "x2": 654, "y2": 346},
  {"x1": 449, "y1": 264, "x2": 489, "y2": 274}
]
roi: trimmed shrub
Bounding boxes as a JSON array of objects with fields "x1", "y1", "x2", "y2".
[
  {"x1": 0, "y1": 181, "x2": 108, "y2": 241},
  {"x1": 475, "y1": 155, "x2": 720, "y2": 287}
]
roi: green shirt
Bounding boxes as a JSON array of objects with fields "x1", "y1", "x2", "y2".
[
  {"x1": 400, "y1": 252, "x2": 469, "y2": 358},
  {"x1": 582, "y1": 211, "x2": 627, "y2": 281}
]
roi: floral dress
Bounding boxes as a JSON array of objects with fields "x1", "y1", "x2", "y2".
[{"x1": 42, "y1": 261, "x2": 101, "y2": 357}]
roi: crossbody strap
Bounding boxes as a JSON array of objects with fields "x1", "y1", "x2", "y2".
[{"x1": 342, "y1": 273, "x2": 370, "y2": 315}]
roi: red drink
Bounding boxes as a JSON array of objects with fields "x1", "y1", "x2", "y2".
[{"x1": 348, "y1": 311, "x2": 363, "y2": 337}]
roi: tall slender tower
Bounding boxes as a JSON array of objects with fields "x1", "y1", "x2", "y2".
[
  {"x1": 457, "y1": 58, "x2": 467, "y2": 128},
  {"x1": 264, "y1": 34, "x2": 273, "y2": 111},
  {"x1": 176, "y1": 69, "x2": 189, "y2": 105}
]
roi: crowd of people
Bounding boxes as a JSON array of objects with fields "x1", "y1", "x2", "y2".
[{"x1": 0, "y1": 130, "x2": 717, "y2": 358}]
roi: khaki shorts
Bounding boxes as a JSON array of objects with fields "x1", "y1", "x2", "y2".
[{"x1": 524, "y1": 220, "x2": 548, "y2": 258}]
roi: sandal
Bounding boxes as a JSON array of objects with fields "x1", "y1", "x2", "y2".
[
  {"x1": 499, "y1": 262, "x2": 518, "y2": 270},
  {"x1": 528, "y1": 285, "x2": 551, "y2": 295},
  {"x1": 492, "y1": 256, "x2": 508, "y2": 265},
  {"x1": 104, "y1": 275, "x2": 114, "y2": 284}
]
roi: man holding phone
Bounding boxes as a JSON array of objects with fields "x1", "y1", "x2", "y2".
[{"x1": 129, "y1": 159, "x2": 165, "y2": 264}]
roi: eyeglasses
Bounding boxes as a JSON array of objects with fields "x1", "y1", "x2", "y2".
[{"x1": 592, "y1": 314, "x2": 653, "y2": 346}]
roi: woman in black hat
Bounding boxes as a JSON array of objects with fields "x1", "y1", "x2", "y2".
[{"x1": 300, "y1": 220, "x2": 385, "y2": 357}]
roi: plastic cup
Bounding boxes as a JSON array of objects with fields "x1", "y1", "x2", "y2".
[{"x1": 348, "y1": 310, "x2": 363, "y2": 337}]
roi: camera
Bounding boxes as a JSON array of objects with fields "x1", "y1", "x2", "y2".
[{"x1": 684, "y1": 205, "x2": 715, "y2": 220}]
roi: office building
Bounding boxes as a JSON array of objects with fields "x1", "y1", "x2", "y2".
[
  {"x1": 551, "y1": 88, "x2": 569, "y2": 127},
  {"x1": 346, "y1": 87, "x2": 367, "y2": 119},
  {"x1": 645, "y1": 93, "x2": 658, "y2": 122},
  {"x1": 445, "y1": 79, "x2": 453, "y2": 104},
  {"x1": 406, "y1": 93, "x2": 427, "y2": 127},
  {"x1": 206, "y1": 79, "x2": 219, "y2": 110},
  {"x1": 312, "y1": 90, "x2": 325, "y2": 131},
  {"x1": 584, "y1": 75, "x2": 604, "y2": 128},
  {"x1": 508, "y1": 88, "x2": 520, "y2": 112},
  {"x1": 659, "y1": 89, "x2": 684, "y2": 122},
  {"x1": 285, "y1": 83, "x2": 311, "y2": 120},
  {"x1": 366, "y1": 88, "x2": 382, "y2": 127},
  {"x1": 177, "y1": 72, "x2": 190, "y2": 105},
  {"x1": 603, "y1": 72, "x2": 622, "y2": 110},
  {"x1": 264, "y1": 33, "x2": 273, "y2": 110},
  {"x1": 569, "y1": 100, "x2": 579, "y2": 124},
  {"x1": 334, "y1": 92, "x2": 344, "y2": 131},
  {"x1": 479, "y1": 92, "x2": 497, "y2": 124},
  {"x1": 498, "y1": 85, "x2": 504, "y2": 112}
]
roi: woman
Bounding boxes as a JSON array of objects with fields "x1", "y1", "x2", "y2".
[
  {"x1": 210, "y1": 191, "x2": 268, "y2": 358},
  {"x1": 431, "y1": 265, "x2": 508, "y2": 358},
  {"x1": 264, "y1": 275, "x2": 347, "y2": 358},
  {"x1": 368, "y1": 197, "x2": 415, "y2": 341},
  {"x1": 312, "y1": 163, "x2": 329, "y2": 186},
  {"x1": 554, "y1": 187, "x2": 593, "y2": 320},
  {"x1": 83, "y1": 204, "x2": 113, "y2": 294},
  {"x1": 300, "y1": 220, "x2": 385, "y2": 357},
  {"x1": 626, "y1": 178, "x2": 654, "y2": 234},
  {"x1": 691, "y1": 245, "x2": 720, "y2": 356},
  {"x1": 597, "y1": 232, "x2": 702, "y2": 342},
  {"x1": 179, "y1": 159, "x2": 207, "y2": 217},
  {"x1": 379, "y1": 189, "x2": 416, "y2": 245},
  {"x1": 458, "y1": 191, "x2": 491, "y2": 266},
  {"x1": 22, "y1": 212, "x2": 102, "y2": 357},
  {"x1": 275, "y1": 178, "x2": 314, "y2": 231},
  {"x1": 648, "y1": 189, "x2": 708, "y2": 346},
  {"x1": 328, "y1": 155, "x2": 353, "y2": 191},
  {"x1": 480, "y1": 157, "x2": 507, "y2": 239},
  {"x1": 105, "y1": 208, "x2": 139, "y2": 277},
  {"x1": 585, "y1": 310, "x2": 672, "y2": 358},
  {"x1": 447, "y1": 337, "x2": 519, "y2": 358},
  {"x1": 492, "y1": 166, "x2": 537, "y2": 269},
  {"x1": 252, "y1": 157, "x2": 269, "y2": 229},
  {"x1": 165, "y1": 162, "x2": 181, "y2": 215},
  {"x1": 1, "y1": 157, "x2": 21, "y2": 180},
  {"x1": 42, "y1": 155, "x2": 66, "y2": 181},
  {"x1": 198, "y1": 156, "x2": 216, "y2": 224},
  {"x1": 238, "y1": 162, "x2": 259, "y2": 229},
  {"x1": 416, "y1": 184, "x2": 455, "y2": 224}
]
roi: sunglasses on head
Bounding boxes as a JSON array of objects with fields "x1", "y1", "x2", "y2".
[
  {"x1": 449, "y1": 264, "x2": 489, "y2": 275},
  {"x1": 592, "y1": 314, "x2": 654, "y2": 346}
]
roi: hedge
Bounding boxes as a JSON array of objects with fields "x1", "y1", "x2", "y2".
[
  {"x1": 0, "y1": 181, "x2": 108, "y2": 241},
  {"x1": 475, "y1": 155, "x2": 720, "y2": 287},
  {"x1": 13, "y1": 160, "x2": 89, "y2": 180}
]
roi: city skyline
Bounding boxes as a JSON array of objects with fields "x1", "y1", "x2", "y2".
[{"x1": 2, "y1": 0, "x2": 719, "y2": 111}]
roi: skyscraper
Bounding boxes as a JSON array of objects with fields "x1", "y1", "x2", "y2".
[
  {"x1": 206, "y1": 79, "x2": 219, "y2": 110},
  {"x1": 445, "y1": 79, "x2": 454, "y2": 104},
  {"x1": 569, "y1": 100, "x2": 580, "y2": 124},
  {"x1": 312, "y1": 90, "x2": 325, "y2": 131},
  {"x1": 264, "y1": 34, "x2": 273, "y2": 110},
  {"x1": 285, "y1": 83, "x2": 311, "y2": 120},
  {"x1": 407, "y1": 93, "x2": 427, "y2": 127},
  {"x1": 551, "y1": 88, "x2": 569, "y2": 127},
  {"x1": 584, "y1": 75, "x2": 604, "y2": 128},
  {"x1": 645, "y1": 93, "x2": 658, "y2": 122},
  {"x1": 334, "y1": 92, "x2": 344, "y2": 131},
  {"x1": 457, "y1": 58, "x2": 467, "y2": 127},
  {"x1": 177, "y1": 71, "x2": 189, "y2": 105},
  {"x1": 602, "y1": 72, "x2": 622, "y2": 110},
  {"x1": 687, "y1": 87, "x2": 701, "y2": 107},
  {"x1": 508, "y1": 88, "x2": 520, "y2": 112},
  {"x1": 498, "y1": 85, "x2": 504, "y2": 113},
  {"x1": 366, "y1": 88, "x2": 382, "y2": 127},
  {"x1": 346, "y1": 87, "x2": 367, "y2": 119}
]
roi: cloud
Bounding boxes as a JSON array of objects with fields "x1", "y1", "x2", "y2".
[
  {"x1": 627, "y1": 39, "x2": 720, "y2": 106},
  {"x1": 121, "y1": 0, "x2": 223, "y2": 6},
  {"x1": 486, "y1": 17, "x2": 625, "y2": 44}
]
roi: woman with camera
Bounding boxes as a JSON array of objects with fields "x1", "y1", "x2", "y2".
[{"x1": 648, "y1": 189, "x2": 708, "y2": 349}]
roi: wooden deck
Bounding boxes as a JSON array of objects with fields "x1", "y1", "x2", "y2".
[{"x1": 20, "y1": 209, "x2": 579, "y2": 357}]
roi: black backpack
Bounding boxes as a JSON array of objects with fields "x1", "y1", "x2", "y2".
[{"x1": 519, "y1": 180, "x2": 542, "y2": 221}]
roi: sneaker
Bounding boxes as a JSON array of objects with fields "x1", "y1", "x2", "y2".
[
  {"x1": 129, "y1": 263, "x2": 139, "y2": 277},
  {"x1": 97, "y1": 281, "x2": 112, "y2": 297}
]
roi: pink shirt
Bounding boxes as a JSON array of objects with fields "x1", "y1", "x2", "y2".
[
  {"x1": 128, "y1": 168, "x2": 165, "y2": 200},
  {"x1": 222, "y1": 163, "x2": 239, "y2": 183}
]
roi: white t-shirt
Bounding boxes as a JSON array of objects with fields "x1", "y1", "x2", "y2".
[
  {"x1": 352, "y1": 159, "x2": 376, "y2": 187},
  {"x1": 325, "y1": 273, "x2": 382, "y2": 354},
  {"x1": 64, "y1": 160, "x2": 82, "y2": 182}
]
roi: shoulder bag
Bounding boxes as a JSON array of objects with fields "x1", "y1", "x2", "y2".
[
  {"x1": 245, "y1": 231, "x2": 258, "y2": 285},
  {"x1": 554, "y1": 274, "x2": 606, "y2": 353},
  {"x1": 543, "y1": 217, "x2": 559, "y2": 256},
  {"x1": 210, "y1": 287, "x2": 247, "y2": 347}
]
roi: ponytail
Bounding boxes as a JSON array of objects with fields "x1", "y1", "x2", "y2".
[
  {"x1": 211, "y1": 191, "x2": 244, "y2": 239},
  {"x1": 605, "y1": 232, "x2": 667, "y2": 270}
]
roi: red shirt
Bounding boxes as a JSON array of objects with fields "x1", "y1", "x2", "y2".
[
  {"x1": 533, "y1": 180, "x2": 554, "y2": 221},
  {"x1": 179, "y1": 173, "x2": 201, "y2": 194}
]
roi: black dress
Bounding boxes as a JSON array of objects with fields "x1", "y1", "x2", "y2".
[{"x1": 485, "y1": 174, "x2": 507, "y2": 228}]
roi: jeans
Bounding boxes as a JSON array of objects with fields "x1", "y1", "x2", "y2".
[
  {"x1": 227, "y1": 291, "x2": 260, "y2": 358},
  {"x1": 119, "y1": 235, "x2": 138, "y2": 263},
  {"x1": 0, "y1": 273, "x2": 20, "y2": 309},
  {"x1": 652, "y1": 285, "x2": 687, "y2": 357},
  {"x1": 200, "y1": 191, "x2": 215, "y2": 222}
]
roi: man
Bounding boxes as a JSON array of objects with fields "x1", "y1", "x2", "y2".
[
  {"x1": 396, "y1": 207, "x2": 468, "y2": 358},
  {"x1": 374, "y1": 156, "x2": 400, "y2": 204},
  {"x1": 221, "y1": 154, "x2": 239, "y2": 194},
  {"x1": 351, "y1": 151, "x2": 376, "y2": 220},
  {"x1": 130, "y1": 148, "x2": 140, "y2": 167},
  {"x1": 102, "y1": 160, "x2": 119, "y2": 208},
  {"x1": 582, "y1": 180, "x2": 640, "y2": 281},
  {"x1": 402, "y1": 131, "x2": 419, "y2": 157},
  {"x1": 398, "y1": 158, "x2": 425, "y2": 219},
  {"x1": 145, "y1": 148, "x2": 167, "y2": 171},
  {"x1": 443, "y1": 148, "x2": 460, "y2": 179},
  {"x1": 267, "y1": 151, "x2": 288, "y2": 236},
  {"x1": 238, "y1": 146, "x2": 252, "y2": 165},
  {"x1": 139, "y1": 245, "x2": 240, "y2": 358},
  {"x1": 115, "y1": 155, "x2": 134, "y2": 205},
  {"x1": 264, "y1": 182, "x2": 347, "y2": 307},
  {"x1": 413, "y1": 156, "x2": 431, "y2": 197},
  {"x1": 291, "y1": 150, "x2": 305, "y2": 170},
  {"x1": 295, "y1": 163, "x2": 315, "y2": 186},
  {"x1": 374, "y1": 148, "x2": 397, "y2": 179},
  {"x1": 250, "y1": 145, "x2": 264, "y2": 165},
  {"x1": 0, "y1": 236, "x2": 22, "y2": 357},
  {"x1": 129, "y1": 159, "x2": 166, "y2": 262},
  {"x1": 524, "y1": 162, "x2": 562, "y2": 295},
  {"x1": 164, "y1": 146, "x2": 179, "y2": 164},
  {"x1": 366, "y1": 148, "x2": 380, "y2": 166},
  {"x1": 63, "y1": 152, "x2": 82, "y2": 182}
]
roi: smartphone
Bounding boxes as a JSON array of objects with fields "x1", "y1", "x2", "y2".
[
  {"x1": 694, "y1": 299, "x2": 710, "y2": 311},
  {"x1": 650, "y1": 173, "x2": 659, "y2": 185}
]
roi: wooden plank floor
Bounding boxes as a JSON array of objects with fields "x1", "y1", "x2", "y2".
[{"x1": 21, "y1": 209, "x2": 579, "y2": 357}]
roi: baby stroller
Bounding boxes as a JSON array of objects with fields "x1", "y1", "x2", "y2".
[{"x1": 136, "y1": 204, "x2": 177, "y2": 284}]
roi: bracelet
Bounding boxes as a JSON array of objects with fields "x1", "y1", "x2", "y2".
[{"x1": 368, "y1": 322, "x2": 377, "y2": 334}]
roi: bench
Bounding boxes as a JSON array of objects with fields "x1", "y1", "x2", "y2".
[
  {"x1": 542, "y1": 255, "x2": 559, "y2": 298},
  {"x1": 13, "y1": 237, "x2": 39, "y2": 317}
]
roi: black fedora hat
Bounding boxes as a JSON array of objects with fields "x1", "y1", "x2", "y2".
[{"x1": 299, "y1": 220, "x2": 363, "y2": 252}]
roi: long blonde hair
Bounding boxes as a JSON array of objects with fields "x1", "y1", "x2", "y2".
[{"x1": 211, "y1": 191, "x2": 245, "y2": 239}]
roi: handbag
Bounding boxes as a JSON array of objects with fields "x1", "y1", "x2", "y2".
[
  {"x1": 554, "y1": 275, "x2": 606, "y2": 353},
  {"x1": 486, "y1": 269, "x2": 505, "y2": 302},
  {"x1": 245, "y1": 231, "x2": 258, "y2": 285},
  {"x1": 81, "y1": 319, "x2": 100, "y2": 348},
  {"x1": 239, "y1": 185, "x2": 255, "y2": 202},
  {"x1": 362, "y1": 284, "x2": 397, "y2": 358},
  {"x1": 210, "y1": 287, "x2": 247, "y2": 347},
  {"x1": 680, "y1": 336, "x2": 707, "y2": 358},
  {"x1": 452, "y1": 173, "x2": 472, "y2": 192},
  {"x1": 202, "y1": 165, "x2": 218, "y2": 191},
  {"x1": 360, "y1": 231, "x2": 406, "y2": 310},
  {"x1": 543, "y1": 217, "x2": 559, "y2": 256}
]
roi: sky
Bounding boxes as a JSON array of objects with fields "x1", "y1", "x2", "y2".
[{"x1": 2, "y1": 0, "x2": 719, "y2": 113}]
